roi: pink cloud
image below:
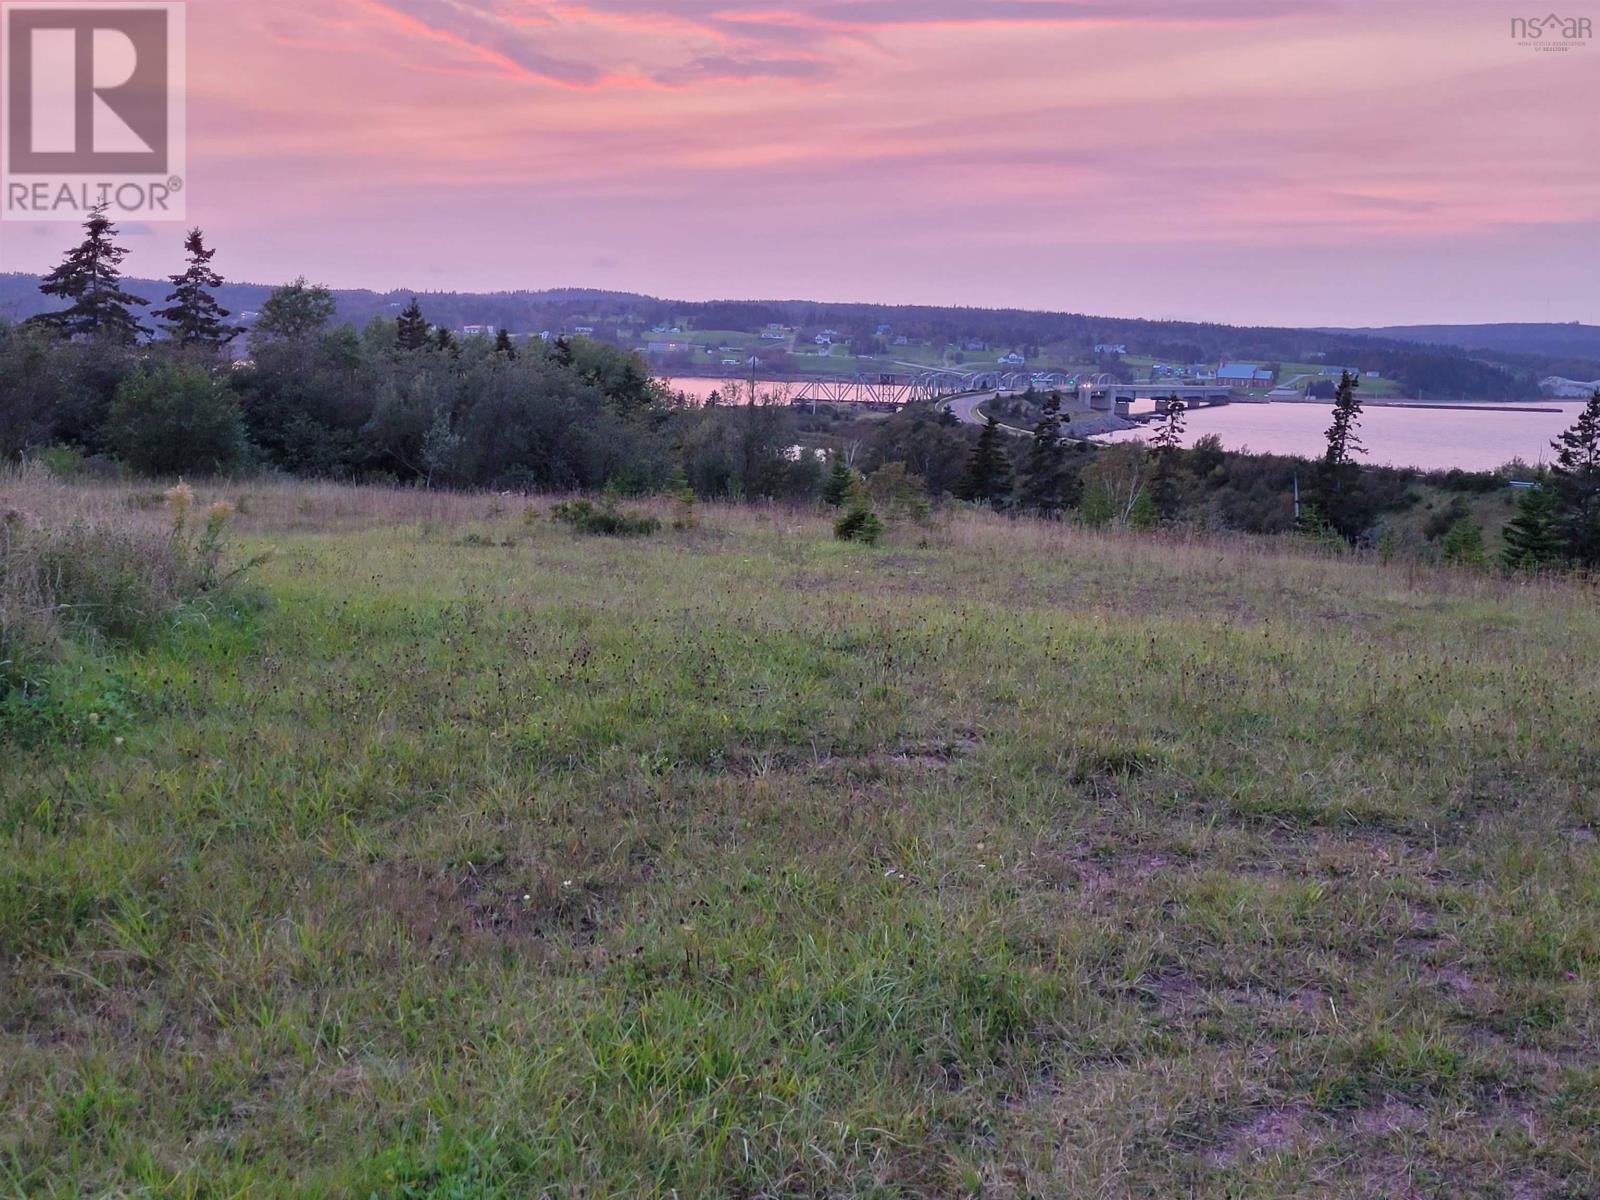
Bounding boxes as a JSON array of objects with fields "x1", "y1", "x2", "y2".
[{"x1": 5, "y1": 0, "x2": 1594, "y2": 328}]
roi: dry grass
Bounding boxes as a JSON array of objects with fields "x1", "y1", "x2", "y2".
[{"x1": 0, "y1": 466, "x2": 245, "y2": 685}]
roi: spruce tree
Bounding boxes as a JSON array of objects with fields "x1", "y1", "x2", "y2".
[
  {"x1": 154, "y1": 228, "x2": 240, "y2": 350},
  {"x1": 1500, "y1": 476, "x2": 1564, "y2": 571},
  {"x1": 822, "y1": 458, "x2": 856, "y2": 507},
  {"x1": 1550, "y1": 390, "x2": 1600, "y2": 566},
  {"x1": 959, "y1": 416, "x2": 1014, "y2": 508},
  {"x1": 1020, "y1": 390, "x2": 1070, "y2": 514},
  {"x1": 1313, "y1": 371, "x2": 1366, "y2": 539},
  {"x1": 494, "y1": 328, "x2": 517, "y2": 359},
  {"x1": 1440, "y1": 517, "x2": 1486, "y2": 567},
  {"x1": 396, "y1": 299, "x2": 431, "y2": 351},
  {"x1": 28, "y1": 209, "x2": 149, "y2": 344},
  {"x1": 1150, "y1": 394, "x2": 1187, "y2": 521},
  {"x1": 433, "y1": 326, "x2": 458, "y2": 356}
]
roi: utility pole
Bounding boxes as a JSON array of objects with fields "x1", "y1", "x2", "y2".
[{"x1": 1293, "y1": 471, "x2": 1301, "y2": 521}]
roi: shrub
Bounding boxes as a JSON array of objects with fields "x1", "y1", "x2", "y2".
[
  {"x1": 834, "y1": 506, "x2": 884, "y2": 545},
  {"x1": 550, "y1": 497, "x2": 661, "y2": 538},
  {"x1": 865, "y1": 463, "x2": 931, "y2": 525},
  {"x1": 105, "y1": 364, "x2": 248, "y2": 477},
  {"x1": 667, "y1": 467, "x2": 698, "y2": 530}
]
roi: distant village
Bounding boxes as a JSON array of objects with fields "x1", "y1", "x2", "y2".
[{"x1": 274, "y1": 306, "x2": 1394, "y2": 399}]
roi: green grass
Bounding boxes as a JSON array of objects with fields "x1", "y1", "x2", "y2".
[{"x1": 3, "y1": 483, "x2": 1598, "y2": 1197}]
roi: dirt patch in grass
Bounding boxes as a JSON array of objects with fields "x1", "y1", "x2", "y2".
[
  {"x1": 1349, "y1": 1097, "x2": 1429, "y2": 1137},
  {"x1": 364, "y1": 861, "x2": 611, "y2": 955},
  {"x1": 1202, "y1": 1103, "x2": 1310, "y2": 1168},
  {"x1": 807, "y1": 729, "x2": 984, "y2": 780},
  {"x1": 1026, "y1": 841, "x2": 1190, "y2": 900}
]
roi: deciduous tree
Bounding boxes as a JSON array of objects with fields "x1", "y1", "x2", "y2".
[{"x1": 255, "y1": 277, "x2": 336, "y2": 344}]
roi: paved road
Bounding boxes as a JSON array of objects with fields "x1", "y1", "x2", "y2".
[
  {"x1": 942, "y1": 391, "x2": 994, "y2": 426},
  {"x1": 938, "y1": 391, "x2": 1039, "y2": 437}
]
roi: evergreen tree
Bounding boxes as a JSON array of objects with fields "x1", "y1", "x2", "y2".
[
  {"x1": 494, "y1": 328, "x2": 517, "y2": 359},
  {"x1": 1501, "y1": 475, "x2": 1564, "y2": 571},
  {"x1": 822, "y1": 458, "x2": 856, "y2": 507},
  {"x1": 153, "y1": 228, "x2": 239, "y2": 350},
  {"x1": 433, "y1": 327, "x2": 458, "y2": 356},
  {"x1": 1150, "y1": 393, "x2": 1187, "y2": 521},
  {"x1": 1549, "y1": 390, "x2": 1600, "y2": 566},
  {"x1": 1020, "y1": 390, "x2": 1070, "y2": 514},
  {"x1": 28, "y1": 209, "x2": 149, "y2": 344},
  {"x1": 1440, "y1": 516, "x2": 1486, "y2": 567},
  {"x1": 1313, "y1": 370, "x2": 1366, "y2": 539},
  {"x1": 959, "y1": 416, "x2": 1014, "y2": 508},
  {"x1": 395, "y1": 298, "x2": 431, "y2": 351}
]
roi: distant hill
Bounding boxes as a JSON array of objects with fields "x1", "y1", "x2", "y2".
[
  {"x1": 0, "y1": 273, "x2": 1571, "y2": 399},
  {"x1": 1324, "y1": 322, "x2": 1600, "y2": 361}
]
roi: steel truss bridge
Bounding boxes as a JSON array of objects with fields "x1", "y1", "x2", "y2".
[{"x1": 788, "y1": 369, "x2": 1080, "y2": 410}]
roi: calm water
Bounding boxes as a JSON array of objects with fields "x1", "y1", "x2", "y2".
[
  {"x1": 661, "y1": 376, "x2": 800, "y2": 404},
  {"x1": 661, "y1": 376, "x2": 1583, "y2": 472},
  {"x1": 1099, "y1": 400, "x2": 1583, "y2": 472}
]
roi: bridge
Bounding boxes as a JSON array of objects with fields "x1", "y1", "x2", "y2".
[
  {"x1": 787, "y1": 368, "x2": 1082, "y2": 411},
  {"x1": 1077, "y1": 377, "x2": 1242, "y2": 418}
]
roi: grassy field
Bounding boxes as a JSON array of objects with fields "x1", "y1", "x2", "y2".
[{"x1": 3, "y1": 479, "x2": 1598, "y2": 1197}]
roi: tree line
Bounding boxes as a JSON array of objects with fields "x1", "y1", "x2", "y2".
[
  {"x1": 5, "y1": 212, "x2": 1598, "y2": 572},
  {"x1": 1, "y1": 213, "x2": 817, "y2": 498}
]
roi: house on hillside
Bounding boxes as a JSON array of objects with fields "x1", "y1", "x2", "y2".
[
  {"x1": 1094, "y1": 343, "x2": 1128, "y2": 355},
  {"x1": 997, "y1": 351, "x2": 1026, "y2": 366},
  {"x1": 461, "y1": 324, "x2": 497, "y2": 338}
]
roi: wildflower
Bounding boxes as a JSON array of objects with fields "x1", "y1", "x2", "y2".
[
  {"x1": 165, "y1": 481, "x2": 195, "y2": 519},
  {"x1": 88, "y1": 712, "x2": 100, "y2": 724},
  {"x1": 206, "y1": 500, "x2": 234, "y2": 525},
  {"x1": 114, "y1": 737, "x2": 125, "y2": 747},
  {"x1": 562, "y1": 879, "x2": 574, "y2": 888}
]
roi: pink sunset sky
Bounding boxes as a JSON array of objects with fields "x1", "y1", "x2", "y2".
[{"x1": 2, "y1": 0, "x2": 1596, "y2": 326}]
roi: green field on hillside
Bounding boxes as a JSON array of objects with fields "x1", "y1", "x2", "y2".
[{"x1": 3, "y1": 481, "x2": 1598, "y2": 1198}]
